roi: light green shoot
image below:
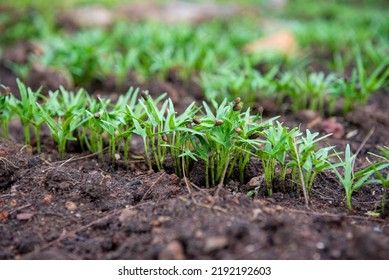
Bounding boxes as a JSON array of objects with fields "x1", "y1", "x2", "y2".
[
  {"x1": 0, "y1": 85, "x2": 13, "y2": 138},
  {"x1": 329, "y1": 144, "x2": 375, "y2": 210},
  {"x1": 367, "y1": 146, "x2": 389, "y2": 215},
  {"x1": 7, "y1": 79, "x2": 41, "y2": 147},
  {"x1": 37, "y1": 104, "x2": 88, "y2": 159}
]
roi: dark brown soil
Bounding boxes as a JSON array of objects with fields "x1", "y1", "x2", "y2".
[
  {"x1": 1, "y1": 135, "x2": 389, "y2": 260},
  {"x1": 1, "y1": 24, "x2": 389, "y2": 259}
]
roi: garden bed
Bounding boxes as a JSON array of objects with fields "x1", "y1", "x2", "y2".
[{"x1": 1, "y1": 0, "x2": 389, "y2": 259}]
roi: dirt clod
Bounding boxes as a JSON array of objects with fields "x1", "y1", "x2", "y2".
[
  {"x1": 204, "y1": 236, "x2": 229, "y2": 253},
  {"x1": 158, "y1": 240, "x2": 186, "y2": 260}
]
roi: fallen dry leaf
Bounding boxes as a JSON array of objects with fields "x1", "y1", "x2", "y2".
[
  {"x1": 58, "y1": 5, "x2": 114, "y2": 29},
  {"x1": 243, "y1": 30, "x2": 297, "y2": 56},
  {"x1": 320, "y1": 118, "x2": 345, "y2": 139},
  {"x1": 16, "y1": 212, "x2": 34, "y2": 220}
]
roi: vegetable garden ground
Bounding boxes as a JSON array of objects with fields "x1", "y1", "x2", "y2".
[{"x1": 1, "y1": 0, "x2": 389, "y2": 259}]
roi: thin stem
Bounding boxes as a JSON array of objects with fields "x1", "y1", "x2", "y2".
[
  {"x1": 210, "y1": 154, "x2": 215, "y2": 187},
  {"x1": 110, "y1": 135, "x2": 116, "y2": 159},
  {"x1": 240, "y1": 152, "x2": 250, "y2": 184},
  {"x1": 124, "y1": 137, "x2": 131, "y2": 166},
  {"x1": 2, "y1": 122, "x2": 9, "y2": 138},
  {"x1": 218, "y1": 154, "x2": 231, "y2": 189},
  {"x1": 34, "y1": 125, "x2": 41, "y2": 153},
  {"x1": 144, "y1": 138, "x2": 152, "y2": 170},
  {"x1": 205, "y1": 159, "x2": 209, "y2": 189},
  {"x1": 292, "y1": 139, "x2": 309, "y2": 208},
  {"x1": 227, "y1": 147, "x2": 239, "y2": 179},
  {"x1": 23, "y1": 124, "x2": 31, "y2": 146},
  {"x1": 59, "y1": 139, "x2": 66, "y2": 159}
]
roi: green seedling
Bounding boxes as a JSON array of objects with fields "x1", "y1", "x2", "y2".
[
  {"x1": 0, "y1": 85, "x2": 13, "y2": 138},
  {"x1": 200, "y1": 62, "x2": 279, "y2": 104},
  {"x1": 0, "y1": 9, "x2": 50, "y2": 44},
  {"x1": 139, "y1": 91, "x2": 169, "y2": 171},
  {"x1": 174, "y1": 44, "x2": 209, "y2": 81},
  {"x1": 290, "y1": 72, "x2": 338, "y2": 114},
  {"x1": 55, "y1": 87, "x2": 87, "y2": 118},
  {"x1": 226, "y1": 106, "x2": 278, "y2": 184},
  {"x1": 288, "y1": 130, "x2": 333, "y2": 193},
  {"x1": 147, "y1": 47, "x2": 176, "y2": 80},
  {"x1": 367, "y1": 146, "x2": 389, "y2": 215},
  {"x1": 255, "y1": 122, "x2": 299, "y2": 196},
  {"x1": 131, "y1": 92, "x2": 169, "y2": 170},
  {"x1": 37, "y1": 104, "x2": 88, "y2": 159},
  {"x1": 110, "y1": 87, "x2": 141, "y2": 164},
  {"x1": 329, "y1": 144, "x2": 375, "y2": 210},
  {"x1": 159, "y1": 98, "x2": 199, "y2": 177},
  {"x1": 339, "y1": 52, "x2": 389, "y2": 113},
  {"x1": 7, "y1": 79, "x2": 41, "y2": 147},
  {"x1": 81, "y1": 93, "x2": 124, "y2": 159},
  {"x1": 85, "y1": 109, "x2": 119, "y2": 158},
  {"x1": 36, "y1": 30, "x2": 111, "y2": 85},
  {"x1": 184, "y1": 98, "x2": 277, "y2": 188}
]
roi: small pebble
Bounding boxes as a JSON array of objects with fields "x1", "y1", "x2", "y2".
[
  {"x1": 248, "y1": 176, "x2": 262, "y2": 187},
  {"x1": 316, "y1": 242, "x2": 325, "y2": 250},
  {"x1": 159, "y1": 240, "x2": 185, "y2": 260},
  {"x1": 373, "y1": 226, "x2": 383, "y2": 233},
  {"x1": 130, "y1": 179, "x2": 142, "y2": 189},
  {"x1": 65, "y1": 201, "x2": 77, "y2": 211},
  {"x1": 43, "y1": 194, "x2": 53, "y2": 204},
  {"x1": 204, "y1": 236, "x2": 229, "y2": 253}
]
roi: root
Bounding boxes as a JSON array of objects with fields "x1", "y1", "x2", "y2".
[
  {"x1": 0, "y1": 157, "x2": 19, "y2": 169},
  {"x1": 141, "y1": 171, "x2": 166, "y2": 201}
]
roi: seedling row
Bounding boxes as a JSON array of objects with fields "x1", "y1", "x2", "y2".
[
  {"x1": 1, "y1": 80, "x2": 388, "y2": 211},
  {"x1": 2, "y1": 9, "x2": 388, "y2": 116}
]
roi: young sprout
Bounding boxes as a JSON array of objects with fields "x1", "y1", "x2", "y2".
[
  {"x1": 338, "y1": 50, "x2": 389, "y2": 113},
  {"x1": 288, "y1": 130, "x2": 334, "y2": 194},
  {"x1": 7, "y1": 79, "x2": 42, "y2": 147},
  {"x1": 38, "y1": 104, "x2": 88, "y2": 159},
  {"x1": 0, "y1": 85, "x2": 13, "y2": 138},
  {"x1": 367, "y1": 146, "x2": 389, "y2": 215},
  {"x1": 329, "y1": 144, "x2": 375, "y2": 210},
  {"x1": 255, "y1": 122, "x2": 296, "y2": 196}
]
